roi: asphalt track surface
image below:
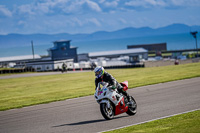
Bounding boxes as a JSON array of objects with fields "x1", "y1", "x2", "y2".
[
  {"x1": 0, "y1": 70, "x2": 91, "y2": 79},
  {"x1": 0, "y1": 77, "x2": 200, "y2": 133}
]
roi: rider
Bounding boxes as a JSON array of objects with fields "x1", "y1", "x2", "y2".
[{"x1": 94, "y1": 66, "x2": 131, "y2": 103}]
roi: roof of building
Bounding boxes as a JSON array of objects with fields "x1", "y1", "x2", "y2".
[
  {"x1": 128, "y1": 42, "x2": 167, "y2": 47},
  {"x1": 26, "y1": 58, "x2": 74, "y2": 65},
  {"x1": 127, "y1": 42, "x2": 167, "y2": 51},
  {"x1": 48, "y1": 46, "x2": 77, "y2": 51},
  {"x1": 88, "y1": 48, "x2": 148, "y2": 58},
  {"x1": 53, "y1": 40, "x2": 71, "y2": 43},
  {"x1": 0, "y1": 55, "x2": 41, "y2": 62},
  {"x1": 70, "y1": 46, "x2": 78, "y2": 49}
]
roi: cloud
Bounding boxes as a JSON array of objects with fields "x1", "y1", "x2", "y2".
[
  {"x1": 169, "y1": 0, "x2": 200, "y2": 7},
  {"x1": 64, "y1": 17, "x2": 101, "y2": 27},
  {"x1": 125, "y1": 0, "x2": 166, "y2": 8},
  {"x1": 10, "y1": 0, "x2": 102, "y2": 16},
  {"x1": 0, "y1": 0, "x2": 200, "y2": 35},
  {"x1": 17, "y1": 4, "x2": 35, "y2": 15},
  {"x1": 71, "y1": 17, "x2": 84, "y2": 26},
  {"x1": 87, "y1": 18, "x2": 101, "y2": 26},
  {"x1": 118, "y1": 18, "x2": 127, "y2": 24},
  {"x1": 104, "y1": 1, "x2": 119, "y2": 8},
  {"x1": 0, "y1": 5, "x2": 12, "y2": 17},
  {"x1": 18, "y1": 20, "x2": 26, "y2": 25},
  {"x1": 7, "y1": 0, "x2": 200, "y2": 17},
  {"x1": 124, "y1": 0, "x2": 200, "y2": 9},
  {"x1": 85, "y1": 0, "x2": 102, "y2": 12},
  {"x1": 2, "y1": 0, "x2": 200, "y2": 16}
]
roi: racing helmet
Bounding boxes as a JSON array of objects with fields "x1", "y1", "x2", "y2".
[{"x1": 94, "y1": 66, "x2": 104, "y2": 78}]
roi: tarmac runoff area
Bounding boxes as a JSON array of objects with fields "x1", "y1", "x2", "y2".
[
  {"x1": 0, "y1": 70, "x2": 91, "y2": 79},
  {"x1": 0, "y1": 77, "x2": 199, "y2": 133}
]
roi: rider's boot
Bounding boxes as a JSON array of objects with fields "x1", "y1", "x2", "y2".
[
  {"x1": 126, "y1": 94, "x2": 132, "y2": 105},
  {"x1": 121, "y1": 90, "x2": 132, "y2": 104},
  {"x1": 118, "y1": 85, "x2": 132, "y2": 105},
  {"x1": 120, "y1": 88, "x2": 135, "y2": 107}
]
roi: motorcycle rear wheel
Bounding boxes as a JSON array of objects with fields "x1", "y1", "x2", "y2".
[
  {"x1": 100, "y1": 103, "x2": 114, "y2": 120},
  {"x1": 126, "y1": 96, "x2": 137, "y2": 115}
]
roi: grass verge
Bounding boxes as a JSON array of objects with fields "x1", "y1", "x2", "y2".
[
  {"x1": 105, "y1": 110, "x2": 200, "y2": 133},
  {"x1": 0, "y1": 62, "x2": 200, "y2": 111}
]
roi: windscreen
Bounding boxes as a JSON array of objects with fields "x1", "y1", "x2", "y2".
[{"x1": 97, "y1": 82, "x2": 108, "y2": 91}]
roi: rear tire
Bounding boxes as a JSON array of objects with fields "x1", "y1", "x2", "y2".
[
  {"x1": 126, "y1": 96, "x2": 137, "y2": 115},
  {"x1": 100, "y1": 103, "x2": 114, "y2": 120}
]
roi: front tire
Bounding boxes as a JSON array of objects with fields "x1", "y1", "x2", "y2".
[
  {"x1": 100, "y1": 103, "x2": 114, "y2": 120},
  {"x1": 126, "y1": 96, "x2": 137, "y2": 115}
]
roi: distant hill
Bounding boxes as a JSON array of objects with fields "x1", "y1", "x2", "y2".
[{"x1": 0, "y1": 23, "x2": 200, "y2": 48}]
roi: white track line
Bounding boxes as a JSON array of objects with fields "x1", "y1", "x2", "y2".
[{"x1": 98, "y1": 108, "x2": 200, "y2": 133}]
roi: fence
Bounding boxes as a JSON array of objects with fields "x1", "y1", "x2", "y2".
[
  {"x1": 67, "y1": 64, "x2": 145, "y2": 71},
  {"x1": 0, "y1": 64, "x2": 145, "y2": 74}
]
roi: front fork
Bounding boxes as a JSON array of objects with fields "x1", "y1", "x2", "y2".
[{"x1": 100, "y1": 100, "x2": 111, "y2": 109}]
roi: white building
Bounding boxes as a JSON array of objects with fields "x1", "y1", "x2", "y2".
[
  {"x1": 88, "y1": 48, "x2": 148, "y2": 63},
  {"x1": 0, "y1": 55, "x2": 41, "y2": 63},
  {"x1": 0, "y1": 55, "x2": 41, "y2": 68},
  {"x1": 26, "y1": 59, "x2": 74, "y2": 71}
]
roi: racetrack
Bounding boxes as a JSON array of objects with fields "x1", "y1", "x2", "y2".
[
  {"x1": 0, "y1": 77, "x2": 200, "y2": 133},
  {"x1": 0, "y1": 70, "x2": 91, "y2": 79}
]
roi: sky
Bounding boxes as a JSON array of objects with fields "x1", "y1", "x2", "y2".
[{"x1": 0, "y1": 0, "x2": 200, "y2": 35}]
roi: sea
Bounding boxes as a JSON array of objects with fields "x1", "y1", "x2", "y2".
[{"x1": 0, "y1": 33, "x2": 199, "y2": 57}]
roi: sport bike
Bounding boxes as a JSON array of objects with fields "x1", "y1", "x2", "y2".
[{"x1": 94, "y1": 81, "x2": 137, "y2": 120}]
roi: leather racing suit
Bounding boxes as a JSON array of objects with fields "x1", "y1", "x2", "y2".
[{"x1": 95, "y1": 71, "x2": 130, "y2": 99}]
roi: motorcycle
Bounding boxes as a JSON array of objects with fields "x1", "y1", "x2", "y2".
[{"x1": 94, "y1": 81, "x2": 137, "y2": 120}]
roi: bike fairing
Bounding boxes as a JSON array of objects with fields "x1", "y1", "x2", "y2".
[
  {"x1": 94, "y1": 66, "x2": 137, "y2": 120},
  {"x1": 95, "y1": 70, "x2": 131, "y2": 102},
  {"x1": 94, "y1": 81, "x2": 137, "y2": 119}
]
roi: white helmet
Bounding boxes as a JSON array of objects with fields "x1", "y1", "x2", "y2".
[{"x1": 94, "y1": 66, "x2": 104, "y2": 78}]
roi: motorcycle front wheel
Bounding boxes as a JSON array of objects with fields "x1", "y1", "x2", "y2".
[{"x1": 100, "y1": 103, "x2": 114, "y2": 120}]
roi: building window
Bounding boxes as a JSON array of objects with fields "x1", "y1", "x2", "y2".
[
  {"x1": 61, "y1": 47, "x2": 66, "y2": 50},
  {"x1": 46, "y1": 65, "x2": 52, "y2": 70},
  {"x1": 37, "y1": 67, "x2": 42, "y2": 71}
]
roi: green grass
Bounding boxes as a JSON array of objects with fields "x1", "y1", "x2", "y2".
[
  {"x1": 162, "y1": 53, "x2": 172, "y2": 56},
  {"x1": 0, "y1": 68, "x2": 25, "y2": 71},
  {"x1": 0, "y1": 68, "x2": 15, "y2": 70},
  {"x1": 148, "y1": 54, "x2": 156, "y2": 57},
  {"x1": 105, "y1": 110, "x2": 200, "y2": 133},
  {"x1": 148, "y1": 53, "x2": 172, "y2": 57},
  {"x1": 0, "y1": 62, "x2": 200, "y2": 111}
]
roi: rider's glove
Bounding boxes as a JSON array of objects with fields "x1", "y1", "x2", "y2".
[{"x1": 108, "y1": 85, "x2": 116, "y2": 90}]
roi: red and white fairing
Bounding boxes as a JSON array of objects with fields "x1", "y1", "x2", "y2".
[
  {"x1": 94, "y1": 81, "x2": 129, "y2": 115},
  {"x1": 121, "y1": 81, "x2": 128, "y2": 91}
]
